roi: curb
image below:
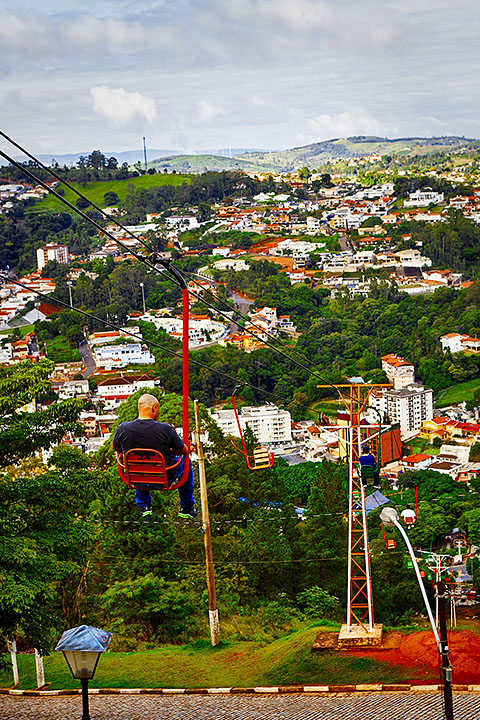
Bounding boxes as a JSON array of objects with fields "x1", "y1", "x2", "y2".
[{"x1": 1, "y1": 684, "x2": 479, "y2": 696}]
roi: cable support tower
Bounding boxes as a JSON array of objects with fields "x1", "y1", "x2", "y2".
[{"x1": 317, "y1": 380, "x2": 392, "y2": 645}]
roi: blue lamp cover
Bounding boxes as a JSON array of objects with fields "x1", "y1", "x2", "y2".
[{"x1": 55, "y1": 625, "x2": 112, "y2": 653}]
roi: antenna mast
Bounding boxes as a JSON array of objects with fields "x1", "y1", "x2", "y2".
[{"x1": 143, "y1": 136, "x2": 148, "y2": 173}]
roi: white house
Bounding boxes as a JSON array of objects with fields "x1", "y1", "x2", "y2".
[
  {"x1": 404, "y1": 189, "x2": 445, "y2": 207},
  {"x1": 395, "y1": 249, "x2": 432, "y2": 267},
  {"x1": 95, "y1": 374, "x2": 157, "y2": 408},
  {"x1": 55, "y1": 379, "x2": 90, "y2": 399},
  {"x1": 0, "y1": 343, "x2": 12, "y2": 363},
  {"x1": 93, "y1": 343, "x2": 155, "y2": 369},
  {"x1": 381, "y1": 354, "x2": 416, "y2": 390},
  {"x1": 441, "y1": 333, "x2": 480, "y2": 354},
  {"x1": 211, "y1": 258, "x2": 250, "y2": 272}
]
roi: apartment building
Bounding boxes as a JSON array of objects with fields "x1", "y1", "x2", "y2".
[
  {"x1": 381, "y1": 353, "x2": 415, "y2": 389},
  {"x1": 36, "y1": 243, "x2": 69, "y2": 270},
  {"x1": 370, "y1": 383, "x2": 434, "y2": 438},
  {"x1": 211, "y1": 404, "x2": 292, "y2": 445}
]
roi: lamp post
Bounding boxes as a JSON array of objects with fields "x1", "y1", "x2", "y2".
[
  {"x1": 139, "y1": 282, "x2": 146, "y2": 314},
  {"x1": 380, "y1": 507, "x2": 454, "y2": 720},
  {"x1": 67, "y1": 281, "x2": 73, "y2": 306},
  {"x1": 55, "y1": 625, "x2": 112, "y2": 720}
]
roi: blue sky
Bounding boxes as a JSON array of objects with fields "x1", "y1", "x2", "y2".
[{"x1": 1, "y1": 0, "x2": 480, "y2": 156}]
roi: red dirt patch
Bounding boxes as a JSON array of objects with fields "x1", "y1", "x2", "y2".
[{"x1": 344, "y1": 630, "x2": 480, "y2": 684}]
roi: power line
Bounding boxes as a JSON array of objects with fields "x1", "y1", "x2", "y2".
[
  {"x1": 0, "y1": 274, "x2": 315, "y2": 413},
  {"x1": 0, "y1": 136, "x2": 357, "y2": 406}
]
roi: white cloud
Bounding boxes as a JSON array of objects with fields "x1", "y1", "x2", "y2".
[
  {"x1": 197, "y1": 100, "x2": 225, "y2": 123},
  {"x1": 0, "y1": 13, "x2": 49, "y2": 52},
  {"x1": 90, "y1": 86, "x2": 157, "y2": 125},
  {"x1": 306, "y1": 108, "x2": 386, "y2": 142}
]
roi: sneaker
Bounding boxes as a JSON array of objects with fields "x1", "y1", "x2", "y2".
[
  {"x1": 178, "y1": 506, "x2": 198, "y2": 520},
  {"x1": 141, "y1": 507, "x2": 153, "y2": 518},
  {"x1": 373, "y1": 484, "x2": 381, "y2": 491}
]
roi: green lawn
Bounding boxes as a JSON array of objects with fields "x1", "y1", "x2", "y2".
[
  {"x1": 437, "y1": 378, "x2": 480, "y2": 407},
  {"x1": 45, "y1": 336, "x2": 81, "y2": 362},
  {"x1": 0, "y1": 324, "x2": 35, "y2": 337},
  {"x1": 312, "y1": 400, "x2": 343, "y2": 418},
  {"x1": 404, "y1": 438, "x2": 441, "y2": 456},
  {"x1": 33, "y1": 173, "x2": 192, "y2": 214},
  {"x1": 0, "y1": 627, "x2": 410, "y2": 690}
]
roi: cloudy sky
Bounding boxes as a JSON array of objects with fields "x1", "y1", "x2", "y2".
[{"x1": 1, "y1": 0, "x2": 480, "y2": 156}]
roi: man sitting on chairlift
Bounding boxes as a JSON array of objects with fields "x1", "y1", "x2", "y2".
[
  {"x1": 359, "y1": 444, "x2": 381, "y2": 491},
  {"x1": 113, "y1": 394, "x2": 196, "y2": 519}
]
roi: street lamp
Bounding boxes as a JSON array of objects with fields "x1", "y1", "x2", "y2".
[
  {"x1": 139, "y1": 282, "x2": 146, "y2": 314},
  {"x1": 67, "y1": 281, "x2": 73, "y2": 306},
  {"x1": 380, "y1": 507, "x2": 454, "y2": 720},
  {"x1": 55, "y1": 625, "x2": 112, "y2": 720}
]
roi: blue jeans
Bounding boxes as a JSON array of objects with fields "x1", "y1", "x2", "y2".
[{"x1": 134, "y1": 456, "x2": 195, "y2": 510}]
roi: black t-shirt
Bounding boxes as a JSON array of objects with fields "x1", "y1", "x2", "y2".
[{"x1": 113, "y1": 419, "x2": 185, "y2": 470}]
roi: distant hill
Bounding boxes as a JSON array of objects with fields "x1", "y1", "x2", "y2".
[
  {"x1": 149, "y1": 136, "x2": 479, "y2": 173},
  {"x1": 13, "y1": 149, "x2": 180, "y2": 167},
  {"x1": 14, "y1": 136, "x2": 479, "y2": 173}
]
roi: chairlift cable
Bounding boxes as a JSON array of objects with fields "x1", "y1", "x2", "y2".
[
  {"x1": 0, "y1": 130, "x2": 156, "y2": 256},
  {"x1": 0, "y1": 275, "x2": 316, "y2": 414},
  {"x1": 1, "y1": 138, "x2": 358, "y2": 406}
]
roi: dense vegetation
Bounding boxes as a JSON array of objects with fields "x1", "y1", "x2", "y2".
[{"x1": 2, "y1": 363, "x2": 480, "y2": 660}]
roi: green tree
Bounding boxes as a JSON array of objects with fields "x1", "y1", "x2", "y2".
[
  {"x1": 103, "y1": 191, "x2": 119, "y2": 206},
  {"x1": 0, "y1": 359, "x2": 81, "y2": 468}
]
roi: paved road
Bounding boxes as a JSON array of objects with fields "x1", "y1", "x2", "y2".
[
  {"x1": 79, "y1": 339, "x2": 96, "y2": 378},
  {"x1": 1, "y1": 692, "x2": 479, "y2": 720}
]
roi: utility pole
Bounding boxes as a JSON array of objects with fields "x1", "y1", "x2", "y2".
[
  {"x1": 437, "y1": 579, "x2": 454, "y2": 720},
  {"x1": 194, "y1": 400, "x2": 220, "y2": 646}
]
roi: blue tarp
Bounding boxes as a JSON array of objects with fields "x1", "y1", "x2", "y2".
[
  {"x1": 354, "y1": 490, "x2": 392, "y2": 515},
  {"x1": 55, "y1": 625, "x2": 112, "y2": 653}
]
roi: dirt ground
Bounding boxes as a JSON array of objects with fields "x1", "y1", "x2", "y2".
[
  {"x1": 314, "y1": 610, "x2": 480, "y2": 684},
  {"x1": 344, "y1": 629, "x2": 480, "y2": 684}
]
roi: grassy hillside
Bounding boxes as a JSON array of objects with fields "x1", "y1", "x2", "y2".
[
  {"x1": 240, "y1": 135, "x2": 477, "y2": 172},
  {"x1": 437, "y1": 377, "x2": 480, "y2": 407},
  {"x1": 0, "y1": 627, "x2": 410, "y2": 689},
  {"x1": 33, "y1": 173, "x2": 192, "y2": 214},
  {"x1": 150, "y1": 153, "x2": 270, "y2": 173}
]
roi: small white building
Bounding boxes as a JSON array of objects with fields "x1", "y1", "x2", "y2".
[
  {"x1": 395, "y1": 249, "x2": 432, "y2": 268},
  {"x1": 55, "y1": 379, "x2": 90, "y2": 399},
  {"x1": 211, "y1": 258, "x2": 250, "y2": 272},
  {"x1": 0, "y1": 343, "x2": 12, "y2": 363},
  {"x1": 211, "y1": 404, "x2": 292, "y2": 445},
  {"x1": 404, "y1": 189, "x2": 444, "y2": 207},
  {"x1": 441, "y1": 333, "x2": 480, "y2": 354},
  {"x1": 93, "y1": 343, "x2": 155, "y2": 369}
]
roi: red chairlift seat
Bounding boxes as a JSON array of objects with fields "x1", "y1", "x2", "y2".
[
  {"x1": 116, "y1": 448, "x2": 189, "y2": 491},
  {"x1": 230, "y1": 386, "x2": 274, "y2": 472},
  {"x1": 249, "y1": 445, "x2": 275, "y2": 471}
]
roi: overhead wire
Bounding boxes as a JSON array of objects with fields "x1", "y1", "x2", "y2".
[
  {"x1": 0, "y1": 273, "x2": 321, "y2": 415},
  {"x1": 0, "y1": 136, "x2": 357, "y2": 404}
]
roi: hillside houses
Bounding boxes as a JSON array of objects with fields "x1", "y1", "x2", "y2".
[{"x1": 441, "y1": 332, "x2": 480, "y2": 354}]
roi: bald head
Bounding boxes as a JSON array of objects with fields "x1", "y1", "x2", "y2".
[{"x1": 137, "y1": 394, "x2": 159, "y2": 419}]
